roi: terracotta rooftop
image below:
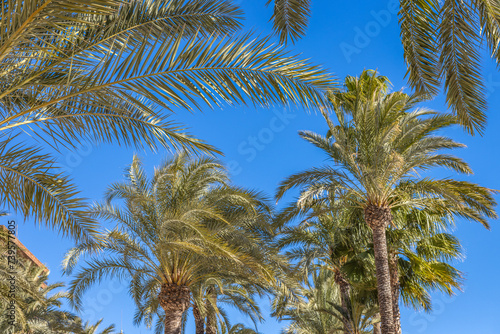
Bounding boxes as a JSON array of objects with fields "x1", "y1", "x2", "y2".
[{"x1": 1, "y1": 225, "x2": 48, "y2": 273}]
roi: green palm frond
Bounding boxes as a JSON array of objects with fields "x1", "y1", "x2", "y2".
[
  {"x1": 268, "y1": 0, "x2": 311, "y2": 44},
  {"x1": 1, "y1": 0, "x2": 333, "y2": 241},
  {"x1": 438, "y1": 0, "x2": 486, "y2": 133},
  {"x1": 0, "y1": 137, "x2": 97, "y2": 241},
  {"x1": 269, "y1": 0, "x2": 500, "y2": 133},
  {"x1": 399, "y1": 0, "x2": 440, "y2": 96}
]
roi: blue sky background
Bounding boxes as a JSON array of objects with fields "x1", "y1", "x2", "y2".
[{"x1": 6, "y1": 0, "x2": 500, "y2": 333}]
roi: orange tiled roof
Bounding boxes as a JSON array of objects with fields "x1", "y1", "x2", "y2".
[{"x1": 0, "y1": 225, "x2": 48, "y2": 273}]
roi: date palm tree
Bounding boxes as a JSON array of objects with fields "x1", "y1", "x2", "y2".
[
  {"x1": 276, "y1": 70, "x2": 497, "y2": 333},
  {"x1": 268, "y1": 0, "x2": 500, "y2": 134},
  {"x1": 0, "y1": 0, "x2": 333, "y2": 242},
  {"x1": 63, "y1": 154, "x2": 283, "y2": 334}
]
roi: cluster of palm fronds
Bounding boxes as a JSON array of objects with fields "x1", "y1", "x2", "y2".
[
  {"x1": 267, "y1": 0, "x2": 500, "y2": 134},
  {"x1": 1, "y1": 1, "x2": 498, "y2": 334},
  {"x1": 0, "y1": 0, "x2": 333, "y2": 244},
  {"x1": 0, "y1": 234, "x2": 113, "y2": 334}
]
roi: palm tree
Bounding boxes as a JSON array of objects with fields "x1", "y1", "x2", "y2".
[
  {"x1": 191, "y1": 279, "x2": 264, "y2": 334},
  {"x1": 321, "y1": 295, "x2": 380, "y2": 334},
  {"x1": 277, "y1": 268, "x2": 379, "y2": 334},
  {"x1": 267, "y1": 0, "x2": 500, "y2": 133},
  {"x1": 276, "y1": 209, "x2": 368, "y2": 334},
  {"x1": 63, "y1": 154, "x2": 282, "y2": 334},
  {"x1": 276, "y1": 71, "x2": 497, "y2": 333},
  {"x1": 0, "y1": 0, "x2": 333, "y2": 242}
]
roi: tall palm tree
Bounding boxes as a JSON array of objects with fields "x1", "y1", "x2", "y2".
[
  {"x1": 276, "y1": 71, "x2": 497, "y2": 333},
  {"x1": 63, "y1": 154, "x2": 282, "y2": 334},
  {"x1": 0, "y1": 0, "x2": 333, "y2": 242},
  {"x1": 267, "y1": 0, "x2": 500, "y2": 133}
]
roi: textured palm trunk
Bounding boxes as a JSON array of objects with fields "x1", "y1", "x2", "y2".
[
  {"x1": 373, "y1": 318, "x2": 382, "y2": 334},
  {"x1": 389, "y1": 253, "x2": 402, "y2": 334},
  {"x1": 206, "y1": 316, "x2": 216, "y2": 334},
  {"x1": 364, "y1": 205, "x2": 394, "y2": 334},
  {"x1": 158, "y1": 283, "x2": 190, "y2": 334},
  {"x1": 205, "y1": 288, "x2": 217, "y2": 334},
  {"x1": 193, "y1": 304, "x2": 205, "y2": 334},
  {"x1": 334, "y1": 269, "x2": 353, "y2": 334}
]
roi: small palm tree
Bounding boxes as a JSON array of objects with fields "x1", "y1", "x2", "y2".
[
  {"x1": 0, "y1": 0, "x2": 333, "y2": 242},
  {"x1": 0, "y1": 257, "x2": 75, "y2": 333},
  {"x1": 276, "y1": 70, "x2": 497, "y2": 333},
  {"x1": 191, "y1": 279, "x2": 263, "y2": 334},
  {"x1": 73, "y1": 319, "x2": 115, "y2": 334},
  {"x1": 277, "y1": 269, "x2": 378, "y2": 334},
  {"x1": 64, "y1": 154, "x2": 281, "y2": 334},
  {"x1": 225, "y1": 323, "x2": 262, "y2": 334}
]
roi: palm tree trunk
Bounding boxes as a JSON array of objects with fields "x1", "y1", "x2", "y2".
[
  {"x1": 373, "y1": 320, "x2": 382, "y2": 334},
  {"x1": 334, "y1": 269, "x2": 353, "y2": 334},
  {"x1": 205, "y1": 288, "x2": 217, "y2": 334},
  {"x1": 193, "y1": 304, "x2": 205, "y2": 334},
  {"x1": 389, "y1": 253, "x2": 402, "y2": 334},
  {"x1": 206, "y1": 316, "x2": 216, "y2": 334},
  {"x1": 364, "y1": 205, "x2": 394, "y2": 334},
  {"x1": 158, "y1": 283, "x2": 190, "y2": 334}
]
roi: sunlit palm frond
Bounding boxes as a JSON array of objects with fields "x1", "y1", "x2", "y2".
[
  {"x1": 64, "y1": 154, "x2": 284, "y2": 331},
  {"x1": 0, "y1": 137, "x2": 97, "y2": 241},
  {"x1": 268, "y1": 0, "x2": 311, "y2": 44}
]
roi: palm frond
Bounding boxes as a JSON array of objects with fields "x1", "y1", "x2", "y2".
[{"x1": 267, "y1": 0, "x2": 311, "y2": 44}]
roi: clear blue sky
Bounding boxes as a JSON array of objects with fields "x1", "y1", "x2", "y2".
[{"x1": 8, "y1": 0, "x2": 500, "y2": 333}]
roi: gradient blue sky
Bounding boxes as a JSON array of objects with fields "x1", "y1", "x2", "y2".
[{"x1": 7, "y1": 0, "x2": 500, "y2": 333}]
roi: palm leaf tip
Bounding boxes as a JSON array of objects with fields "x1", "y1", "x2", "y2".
[{"x1": 268, "y1": 0, "x2": 312, "y2": 44}]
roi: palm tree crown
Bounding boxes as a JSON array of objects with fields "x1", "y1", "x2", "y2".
[{"x1": 64, "y1": 154, "x2": 283, "y2": 334}]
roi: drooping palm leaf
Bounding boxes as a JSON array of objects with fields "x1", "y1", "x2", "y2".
[
  {"x1": 1, "y1": 0, "x2": 333, "y2": 241},
  {"x1": 267, "y1": 0, "x2": 311, "y2": 44},
  {"x1": 269, "y1": 0, "x2": 500, "y2": 133}
]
